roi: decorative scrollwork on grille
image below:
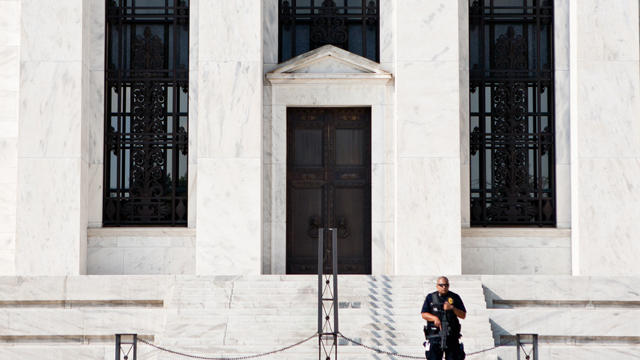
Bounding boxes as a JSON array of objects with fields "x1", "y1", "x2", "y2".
[
  {"x1": 104, "y1": 1, "x2": 189, "y2": 226},
  {"x1": 365, "y1": 0, "x2": 378, "y2": 27},
  {"x1": 311, "y1": 1, "x2": 347, "y2": 48},
  {"x1": 128, "y1": 80, "x2": 167, "y2": 216},
  {"x1": 278, "y1": 0, "x2": 379, "y2": 62},
  {"x1": 492, "y1": 82, "x2": 527, "y2": 135},
  {"x1": 469, "y1": 0, "x2": 555, "y2": 226}
]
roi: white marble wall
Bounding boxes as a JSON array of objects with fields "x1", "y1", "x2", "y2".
[
  {"x1": 195, "y1": 1, "x2": 262, "y2": 275},
  {"x1": 87, "y1": 0, "x2": 105, "y2": 229},
  {"x1": 0, "y1": 0, "x2": 20, "y2": 275},
  {"x1": 462, "y1": 229, "x2": 571, "y2": 275},
  {"x1": 87, "y1": 228, "x2": 195, "y2": 274},
  {"x1": 554, "y1": 0, "x2": 571, "y2": 229},
  {"x1": 15, "y1": 0, "x2": 88, "y2": 275},
  {"x1": 573, "y1": 0, "x2": 640, "y2": 275},
  {"x1": 395, "y1": 0, "x2": 462, "y2": 274}
]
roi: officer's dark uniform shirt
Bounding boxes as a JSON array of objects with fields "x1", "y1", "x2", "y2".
[{"x1": 421, "y1": 291, "x2": 466, "y2": 337}]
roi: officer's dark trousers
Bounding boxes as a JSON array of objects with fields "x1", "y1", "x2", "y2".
[{"x1": 425, "y1": 339, "x2": 464, "y2": 360}]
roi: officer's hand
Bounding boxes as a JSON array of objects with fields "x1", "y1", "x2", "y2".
[
  {"x1": 434, "y1": 317, "x2": 441, "y2": 329},
  {"x1": 443, "y1": 302, "x2": 453, "y2": 311}
]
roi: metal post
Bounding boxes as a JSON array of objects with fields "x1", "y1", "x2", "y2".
[
  {"x1": 331, "y1": 228, "x2": 338, "y2": 360},
  {"x1": 318, "y1": 228, "x2": 338, "y2": 360},
  {"x1": 318, "y1": 227, "x2": 324, "y2": 336},
  {"x1": 516, "y1": 333, "x2": 538, "y2": 360},
  {"x1": 115, "y1": 334, "x2": 137, "y2": 360}
]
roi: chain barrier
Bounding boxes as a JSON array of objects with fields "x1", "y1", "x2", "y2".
[
  {"x1": 338, "y1": 332, "x2": 504, "y2": 359},
  {"x1": 137, "y1": 333, "x2": 317, "y2": 360},
  {"x1": 130, "y1": 331, "x2": 504, "y2": 359}
]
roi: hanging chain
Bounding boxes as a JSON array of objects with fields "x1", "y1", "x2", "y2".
[
  {"x1": 137, "y1": 333, "x2": 316, "y2": 360},
  {"x1": 338, "y1": 332, "x2": 504, "y2": 359},
  {"x1": 136, "y1": 332, "x2": 504, "y2": 360}
]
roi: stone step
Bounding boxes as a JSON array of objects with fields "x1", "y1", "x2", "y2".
[
  {"x1": 488, "y1": 308, "x2": 640, "y2": 337},
  {"x1": 0, "y1": 275, "x2": 494, "y2": 359}
]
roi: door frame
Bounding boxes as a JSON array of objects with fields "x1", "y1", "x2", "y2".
[{"x1": 263, "y1": 79, "x2": 392, "y2": 275}]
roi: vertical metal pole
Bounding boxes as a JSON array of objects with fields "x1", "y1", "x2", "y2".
[
  {"x1": 133, "y1": 334, "x2": 138, "y2": 360},
  {"x1": 318, "y1": 227, "x2": 324, "y2": 360},
  {"x1": 132, "y1": 334, "x2": 137, "y2": 360},
  {"x1": 115, "y1": 334, "x2": 121, "y2": 360},
  {"x1": 331, "y1": 228, "x2": 338, "y2": 360},
  {"x1": 533, "y1": 334, "x2": 538, "y2": 360},
  {"x1": 318, "y1": 227, "x2": 324, "y2": 335}
]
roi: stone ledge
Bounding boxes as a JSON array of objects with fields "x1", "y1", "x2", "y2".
[
  {"x1": 0, "y1": 299, "x2": 163, "y2": 308},
  {"x1": 492, "y1": 299, "x2": 640, "y2": 308},
  {"x1": 462, "y1": 227, "x2": 571, "y2": 238},
  {"x1": 0, "y1": 334, "x2": 154, "y2": 344},
  {"x1": 499, "y1": 335, "x2": 640, "y2": 346},
  {"x1": 87, "y1": 227, "x2": 195, "y2": 237}
]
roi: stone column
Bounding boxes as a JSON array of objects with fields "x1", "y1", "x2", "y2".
[
  {"x1": 195, "y1": 1, "x2": 262, "y2": 274},
  {"x1": 395, "y1": 0, "x2": 462, "y2": 274},
  {"x1": 572, "y1": 0, "x2": 640, "y2": 275},
  {"x1": 15, "y1": 0, "x2": 88, "y2": 275},
  {"x1": 0, "y1": 0, "x2": 20, "y2": 275}
]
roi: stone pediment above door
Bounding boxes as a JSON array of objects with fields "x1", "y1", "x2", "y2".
[{"x1": 266, "y1": 45, "x2": 392, "y2": 84}]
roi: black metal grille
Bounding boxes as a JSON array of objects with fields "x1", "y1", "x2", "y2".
[
  {"x1": 469, "y1": 0, "x2": 555, "y2": 226},
  {"x1": 278, "y1": 0, "x2": 379, "y2": 62},
  {"x1": 104, "y1": 0, "x2": 189, "y2": 226}
]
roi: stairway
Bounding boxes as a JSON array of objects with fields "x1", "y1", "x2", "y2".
[
  {"x1": 482, "y1": 275, "x2": 640, "y2": 360},
  {"x1": 0, "y1": 275, "x2": 496, "y2": 359}
]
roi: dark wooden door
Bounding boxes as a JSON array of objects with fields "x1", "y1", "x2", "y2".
[{"x1": 286, "y1": 108, "x2": 371, "y2": 274}]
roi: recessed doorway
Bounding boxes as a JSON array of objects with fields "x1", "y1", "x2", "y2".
[{"x1": 286, "y1": 108, "x2": 372, "y2": 274}]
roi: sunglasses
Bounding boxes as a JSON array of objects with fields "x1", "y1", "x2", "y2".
[{"x1": 437, "y1": 283, "x2": 449, "y2": 287}]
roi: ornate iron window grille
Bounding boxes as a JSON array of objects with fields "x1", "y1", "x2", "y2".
[
  {"x1": 469, "y1": 0, "x2": 555, "y2": 226},
  {"x1": 278, "y1": 0, "x2": 379, "y2": 62},
  {"x1": 104, "y1": 0, "x2": 189, "y2": 226}
]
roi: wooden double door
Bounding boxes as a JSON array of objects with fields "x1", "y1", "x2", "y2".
[{"x1": 286, "y1": 108, "x2": 371, "y2": 274}]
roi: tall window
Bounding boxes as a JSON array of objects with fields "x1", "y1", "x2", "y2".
[
  {"x1": 104, "y1": 0, "x2": 189, "y2": 226},
  {"x1": 469, "y1": 0, "x2": 555, "y2": 226},
  {"x1": 279, "y1": 0, "x2": 379, "y2": 62}
]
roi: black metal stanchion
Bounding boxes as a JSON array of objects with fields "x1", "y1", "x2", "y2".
[
  {"x1": 318, "y1": 228, "x2": 338, "y2": 360},
  {"x1": 516, "y1": 333, "x2": 538, "y2": 360},
  {"x1": 115, "y1": 334, "x2": 137, "y2": 360}
]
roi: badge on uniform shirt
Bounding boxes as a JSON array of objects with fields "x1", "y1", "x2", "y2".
[{"x1": 448, "y1": 297, "x2": 454, "y2": 305}]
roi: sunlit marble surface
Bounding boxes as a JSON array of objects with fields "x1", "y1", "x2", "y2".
[
  {"x1": 574, "y1": 0, "x2": 640, "y2": 275},
  {"x1": 395, "y1": 0, "x2": 462, "y2": 274},
  {"x1": 15, "y1": 0, "x2": 89, "y2": 275},
  {"x1": 0, "y1": 0, "x2": 19, "y2": 275},
  {"x1": 462, "y1": 229, "x2": 571, "y2": 275},
  {"x1": 195, "y1": 0, "x2": 262, "y2": 275},
  {"x1": 87, "y1": 229, "x2": 195, "y2": 275}
]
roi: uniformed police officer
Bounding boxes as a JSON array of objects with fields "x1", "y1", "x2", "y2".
[{"x1": 421, "y1": 276, "x2": 466, "y2": 360}]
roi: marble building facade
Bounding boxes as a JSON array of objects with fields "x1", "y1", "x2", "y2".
[{"x1": 0, "y1": 0, "x2": 639, "y2": 277}]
